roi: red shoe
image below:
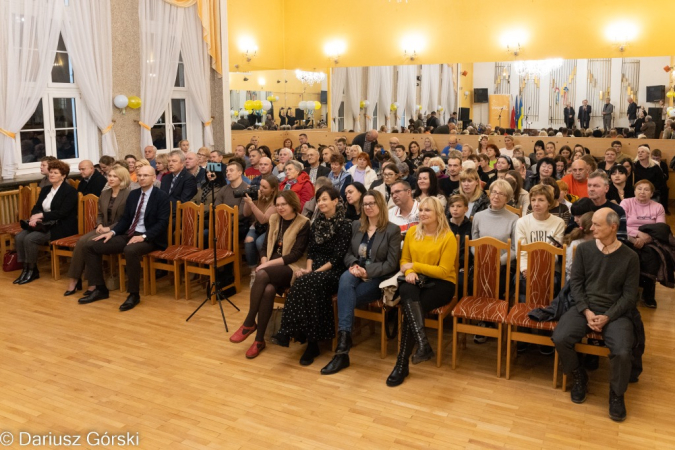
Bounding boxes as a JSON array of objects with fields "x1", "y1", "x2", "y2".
[
  {"x1": 230, "y1": 324, "x2": 257, "y2": 343},
  {"x1": 246, "y1": 341, "x2": 266, "y2": 359}
]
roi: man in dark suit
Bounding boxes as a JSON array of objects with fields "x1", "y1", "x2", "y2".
[
  {"x1": 351, "y1": 129, "x2": 379, "y2": 161},
  {"x1": 432, "y1": 119, "x2": 457, "y2": 135},
  {"x1": 160, "y1": 150, "x2": 198, "y2": 208},
  {"x1": 77, "y1": 160, "x2": 107, "y2": 197},
  {"x1": 564, "y1": 103, "x2": 576, "y2": 129},
  {"x1": 185, "y1": 151, "x2": 206, "y2": 187},
  {"x1": 426, "y1": 111, "x2": 440, "y2": 130},
  {"x1": 80, "y1": 165, "x2": 170, "y2": 311},
  {"x1": 578, "y1": 99, "x2": 591, "y2": 129},
  {"x1": 627, "y1": 97, "x2": 638, "y2": 126},
  {"x1": 303, "y1": 147, "x2": 331, "y2": 183}
]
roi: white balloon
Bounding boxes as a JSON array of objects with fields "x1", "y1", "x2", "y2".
[
  {"x1": 262, "y1": 100, "x2": 272, "y2": 111},
  {"x1": 239, "y1": 108, "x2": 248, "y2": 117},
  {"x1": 113, "y1": 94, "x2": 128, "y2": 109},
  {"x1": 364, "y1": 100, "x2": 370, "y2": 107},
  {"x1": 393, "y1": 102, "x2": 400, "y2": 107},
  {"x1": 275, "y1": 96, "x2": 279, "y2": 101},
  {"x1": 438, "y1": 105, "x2": 443, "y2": 110},
  {"x1": 230, "y1": 109, "x2": 235, "y2": 116},
  {"x1": 299, "y1": 101, "x2": 307, "y2": 110}
]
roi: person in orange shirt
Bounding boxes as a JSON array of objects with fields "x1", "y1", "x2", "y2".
[{"x1": 561, "y1": 160, "x2": 589, "y2": 198}]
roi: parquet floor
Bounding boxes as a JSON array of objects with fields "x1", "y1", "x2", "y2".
[{"x1": 1, "y1": 258, "x2": 674, "y2": 449}]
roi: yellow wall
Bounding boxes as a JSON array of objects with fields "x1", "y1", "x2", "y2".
[
  {"x1": 230, "y1": 0, "x2": 673, "y2": 71},
  {"x1": 228, "y1": 69, "x2": 323, "y2": 111}
]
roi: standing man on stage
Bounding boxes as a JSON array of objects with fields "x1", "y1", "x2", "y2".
[
  {"x1": 578, "y1": 99, "x2": 591, "y2": 130},
  {"x1": 564, "y1": 102, "x2": 575, "y2": 129},
  {"x1": 602, "y1": 97, "x2": 614, "y2": 133}
]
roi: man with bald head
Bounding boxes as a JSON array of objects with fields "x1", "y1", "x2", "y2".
[
  {"x1": 78, "y1": 159, "x2": 107, "y2": 196},
  {"x1": 184, "y1": 151, "x2": 206, "y2": 187},
  {"x1": 561, "y1": 159, "x2": 590, "y2": 198},
  {"x1": 250, "y1": 157, "x2": 273, "y2": 187},
  {"x1": 144, "y1": 145, "x2": 157, "y2": 169},
  {"x1": 552, "y1": 208, "x2": 639, "y2": 422},
  {"x1": 352, "y1": 129, "x2": 379, "y2": 168}
]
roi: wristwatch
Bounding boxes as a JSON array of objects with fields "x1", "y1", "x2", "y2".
[{"x1": 142, "y1": 234, "x2": 147, "y2": 241}]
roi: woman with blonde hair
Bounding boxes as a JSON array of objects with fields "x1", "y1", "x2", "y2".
[
  {"x1": 422, "y1": 136, "x2": 437, "y2": 155},
  {"x1": 633, "y1": 144, "x2": 665, "y2": 201},
  {"x1": 452, "y1": 168, "x2": 489, "y2": 218},
  {"x1": 155, "y1": 153, "x2": 170, "y2": 181},
  {"x1": 387, "y1": 196, "x2": 457, "y2": 386}
]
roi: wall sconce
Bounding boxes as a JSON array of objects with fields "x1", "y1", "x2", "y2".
[
  {"x1": 402, "y1": 35, "x2": 424, "y2": 61},
  {"x1": 464, "y1": 91, "x2": 470, "y2": 100},
  {"x1": 501, "y1": 30, "x2": 527, "y2": 57},
  {"x1": 324, "y1": 40, "x2": 346, "y2": 64},
  {"x1": 606, "y1": 21, "x2": 638, "y2": 52},
  {"x1": 258, "y1": 77, "x2": 266, "y2": 89},
  {"x1": 238, "y1": 37, "x2": 258, "y2": 62}
]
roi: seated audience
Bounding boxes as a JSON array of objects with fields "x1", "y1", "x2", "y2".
[
  {"x1": 80, "y1": 165, "x2": 170, "y2": 311},
  {"x1": 14, "y1": 160, "x2": 78, "y2": 285},
  {"x1": 160, "y1": 150, "x2": 198, "y2": 208},
  {"x1": 273, "y1": 187, "x2": 352, "y2": 365},
  {"x1": 155, "y1": 154, "x2": 170, "y2": 181},
  {"x1": 553, "y1": 156, "x2": 568, "y2": 180},
  {"x1": 552, "y1": 208, "x2": 638, "y2": 422},
  {"x1": 633, "y1": 145, "x2": 665, "y2": 202},
  {"x1": 243, "y1": 176, "x2": 279, "y2": 282},
  {"x1": 620, "y1": 180, "x2": 666, "y2": 308},
  {"x1": 125, "y1": 154, "x2": 138, "y2": 182},
  {"x1": 327, "y1": 154, "x2": 352, "y2": 200},
  {"x1": 185, "y1": 151, "x2": 206, "y2": 187},
  {"x1": 244, "y1": 147, "x2": 264, "y2": 181},
  {"x1": 387, "y1": 197, "x2": 457, "y2": 387},
  {"x1": 215, "y1": 160, "x2": 250, "y2": 232},
  {"x1": 301, "y1": 177, "x2": 333, "y2": 221},
  {"x1": 229, "y1": 191, "x2": 311, "y2": 358},
  {"x1": 371, "y1": 163, "x2": 401, "y2": 207},
  {"x1": 348, "y1": 153, "x2": 378, "y2": 189},
  {"x1": 280, "y1": 160, "x2": 315, "y2": 210},
  {"x1": 563, "y1": 211, "x2": 594, "y2": 282},
  {"x1": 64, "y1": 165, "x2": 131, "y2": 295},
  {"x1": 98, "y1": 155, "x2": 115, "y2": 178},
  {"x1": 601, "y1": 147, "x2": 618, "y2": 174},
  {"x1": 586, "y1": 171, "x2": 627, "y2": 242},
  {"x1": 77, "y1": 160, "x2": 107, "y2": 197},
  {"x1": 389, "y1": 180, "x2": 420, "y2": 236},
  {"x1": 607, "y1": 165, "x2": 634, "y2": 203},
  {"x1": 452, "y1": 168, "x2": 489, "y2": 218},
  {"x1": 321, "y1": 190, "x2": 402, "y2": 375},
  {"x1": 447, "y1": 194, "x2": 472, "y2": 297},
  {"x1": 561, "y1": 160, "x2": 590, "y2": 198},
  {"x1": 525, "y1": 157, "x2": 555, "y2": 190},
  {"x1": 344, "y1": 182, "x2": 366, "y2": 222},
  {"x1": 249, "y1": 156, "x2": 274, "y2": 187},
  {"x1": 304, "y1": 147, "x2": 331, "y2": 183},
  {"x1": 505, "y1": 170, "x2": 530, "y2": 213},
  {"x1": 414, "y1": 167, "x2": 447, "y2": 209},
  {"x1": 408, "y1": 141, "x2": 424, "y2": 169},
  {"x1": 272, "y1": 148, "x2": 294, "y2": 180}
]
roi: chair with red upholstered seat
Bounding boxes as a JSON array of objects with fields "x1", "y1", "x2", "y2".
[
  {"x1": 149, "y1": 201, "x2": 204, "y2": 299},
  {"x1": 0, "y1": 185, "x2": 38, "y2": 257},
  {"x1": 506, "y1": 241, "x2": 566, "y2": 387},
  {"x1": 452, "y1": 237, "x2": 512, "y2": 377},
  {"x1": 183, "y1": 204, "x2": 239, "y2": 302},
  {"x1": 51, "y1": 193, "x2": 99, "y2": 280}
]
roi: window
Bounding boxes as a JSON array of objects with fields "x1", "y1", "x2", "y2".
[
  {"x1": 152, "y1": 53, "x2": 197, "y2": 152},
  {"x1": 16, "y1": 34, "x2": 94, "y2": 173}
]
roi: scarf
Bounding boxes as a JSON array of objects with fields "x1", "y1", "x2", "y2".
[
  {"x1": 330, "y1": 169, "x2": 350, "y2": 191},
  {"x1": 312, "y1": 203, "x2": 346, "y2": 245}
]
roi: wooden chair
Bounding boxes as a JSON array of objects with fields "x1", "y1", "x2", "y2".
[
  {"x1": 183, "y1": 204, "x2": 239, "y2": 302},
  {"x1": 51, "y1": 193, "x2": 99, "y2": 280},
  {"x1": 67, "y1": 179, "x2": 80, "y2": 190},
  {"x1": 561, "y1": 332, "x2": 611, "y2": 392},
  {"x1": 353, "y1": 299, "x2": 396, "y2": 359},
  {"x1": 505, "y1": 241, "x2": 566, "y2": 387},
  {"x1": 0, "y1": 186, "x2": 35, "y2": 256},
  {"x1": 149, "y1": 201, "x2": 204, "y2": 299},
  {"x1": 505, "y1": 204, "x2": 523, "y2": 217},
  {"x1": 452, "y1": 237, "x2": 512, "y2": 377},
  {"x1": 118, "y1": 203, "x2": 173, "y2": 296}
]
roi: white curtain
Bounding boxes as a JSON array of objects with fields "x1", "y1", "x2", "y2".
[
  {"x1": 420, "y1": 64, "x2": 441, "y2": 116},
  {"x1": 365, "y1": 66, "x2": 381, "y2": 130},
  {"x1": 330, "y1": 67, "x2": 346, "y2": 131},
  {"x1": 396, "y1": 65, "x2": 417, "y2": 124},
  {"x1": 139, "y1": 0, "x2": 184, "y2": 149},
  {"x1": 0, "y1": 0, "x2": 64, "y2": 179},
  {"x1": 378, "y1": 66, "x2": 393, "y2": 128},
  {"x1": 181, "y1": 5, "x2": 213, "y2": 148},
  {"x1": 440, "y1": 64, "x2": 455, "y2": 124},
  {"x1": 345, "y1": 67, "x2": 362, "y2": 132},
  {"x1": 62, "y1": 0, "x2": 117, "y2": 157}
]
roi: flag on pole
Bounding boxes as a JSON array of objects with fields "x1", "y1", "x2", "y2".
[
  {"x1": 510, "y1": 102, "x2": 516, "y2": 129},
  {"x1": 514, "y1": 95, "x2": 520, "y2": 128},
  {"x1": 517, "y1": 95, "x2": 524, "y2": 129}
]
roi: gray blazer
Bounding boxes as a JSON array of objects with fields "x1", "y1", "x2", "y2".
[
  {"x1": 97, "y1": 187, "x2": 131, "y2": 229},
  {"x1": 344, "y1": 221, "x2": 402, "y2": 279}
]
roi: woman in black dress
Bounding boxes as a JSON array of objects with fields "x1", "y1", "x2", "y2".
[
  {"x1": 273, "y1": 186, "x2": 352, "y2": 365},
  {"x1": 279, "y1": 107, "x2": 286, "y2": 127}
]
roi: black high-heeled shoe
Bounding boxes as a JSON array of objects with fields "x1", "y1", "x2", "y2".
[
  {"x1": 64, "y1": 279, "x2": 83, "y2": 296},
  {"x1": 18, "y1": 264, "x2": 39, "y2": 285},
  {"x1": 13, "y1": 266, "x2": 29, "y2": 284}
]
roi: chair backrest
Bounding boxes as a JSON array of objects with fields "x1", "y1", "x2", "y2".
[
  {"x1": 464, "y1": 236, "x2": 511, "y2": 301},
  {"x1": 19, "y1": 185, "x2": 35, "y2": 221},
  {"x1": 175, "y1": 201, "x2": 205, "y2": 248},
  {"x1": 79, "y1": 194, "x2": 99, "y2": 235},
  {"x1": 167, "y1": 202, "x2": 174, "y2": 246},
  {"x1": 505, "y1": 204, "x2": 522, "y2": 217},
  {"x1": 67, "y1": 179, "x2": 80, "y2": 189},
  {"x1": 211, "y1": 204, "x2": 237, "y2": 251},
  {"x1": 515, "y1": 241, "x2": 566, "y2": 306}
]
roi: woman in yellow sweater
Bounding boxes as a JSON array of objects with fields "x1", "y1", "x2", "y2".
[{"x1": 387, "y1": 196, "x2": 457, "y2": 387}]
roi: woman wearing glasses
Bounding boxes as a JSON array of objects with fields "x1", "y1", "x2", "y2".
[
  {"x1": 321, "y1": 190, "x2": 402, "y2": 375},
  {"x1": 371, "y1": 162, "x2": 401, "y2": 208},
  {"x1": 229, "y1": 191, "x2": 310, "y2": 359}
]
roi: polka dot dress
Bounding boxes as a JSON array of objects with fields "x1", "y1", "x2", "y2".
[{"x1": 279, "y1": 218, "x2": 352, "y2": 342}]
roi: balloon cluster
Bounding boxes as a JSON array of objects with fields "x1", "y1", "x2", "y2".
[
  {"x1": 243, "y1": 99, "x2": 273, "y2": 114},
  {"x1": 666, "y1": 90, "x2": 675, "y2": 98},
  {"x1": 667, "y1": 106, "x2": 675, "y2": 118},
  {"x1": 113, "y1": 95, "x2": 141, "y2": 114},
  {"x1": 299, "y1": 101, "x2": 321, "y2": 110},
  {"x1": 359, "y1": 100, "x2": 370, "y2": 109},
  {"x1": 266, "y1": 95, "x2": 280, "y2": 102},
  {"x1": 390, "y1": 102, "x2": 400, "y2": 111}
]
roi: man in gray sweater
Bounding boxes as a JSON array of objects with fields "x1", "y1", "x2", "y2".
[{"x1": 552, "y1": 208, "x2": 638, "y2": 422}]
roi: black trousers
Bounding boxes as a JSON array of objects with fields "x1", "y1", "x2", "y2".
[
  {"x1": 399, "y1": 278, "x2": 456, "y2": 312},
  {"x1": 85, "y1": 233, "x2": 157, "y2": 294},
  {"x1": 552, "y1": 308, "x2": 634, "y2": 395}
]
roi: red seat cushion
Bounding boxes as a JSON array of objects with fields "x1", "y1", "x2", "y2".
[
  {"x1": 586, "y1": 331, "x2": 604, "y2": 341},
  {"x1": 452, "y1": 296, "x2": 508, "y2": 323},
  {"x1": 505, "y1": 303, "x2": 557, "y2": 331},
  {"x1": 150, "y1": 245, "x2": 200, "y2": 261},
  {"x1": 430, "y1": 303, "x2": 453, "y2": 316},
  {"x1": 51, "y1": 235, "x2": 83, "y2": 248},
  {"x1": 0, "y1": 223, "x2": 22, "y2": 236},
  {"x1": 182, "y1": 248, "x2": 234, "y2": 264}
]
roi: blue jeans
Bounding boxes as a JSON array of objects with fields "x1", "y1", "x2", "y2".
[
  {"x1": 245, "y1": 229, "x2": 267, "y2": 267},
  {"x1": 337, "y1": 271, "x2": 383, "y2": 332}
]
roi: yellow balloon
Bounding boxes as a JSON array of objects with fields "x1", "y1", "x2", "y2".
[
  {"x1": 314, "y1": 101, "x2": 321, "y2": 110},
  {"x1": 128, "y1": 96, "x2": 141, "y2": 109},
  {"x1": 253, "y1": 100, "x2": 263, "y2": 110},
  {"x1": 233, "y1": 111, "x2": 239, "y2": 117},
  {"x1": 244, "y1": 100, "x2": 254, "y2": 110},
  {"x1": 359, "y1": 100, "x2": 365, "y2": 109}
]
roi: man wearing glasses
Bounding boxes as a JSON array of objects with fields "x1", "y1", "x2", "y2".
[{"x1": 388, "y1": 181, "x2": 419, "y2": 240}]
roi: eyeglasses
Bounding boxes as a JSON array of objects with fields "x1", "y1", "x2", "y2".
[
  {"x1": 383, "y1": 172, "x2": 396, "y2": 178},
  {"x1": 363, "y1": 202, "x2": 377, "y2": 208},
  {"x1": 275, "y1": 203, "x2": 288, "y2": 208},
  {"x1": 489, "y1": 191, "x2": 507, "y2": 198}
]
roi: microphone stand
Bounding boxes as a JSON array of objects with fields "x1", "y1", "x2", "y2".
[
  {"x1": 186, "y1": 175, "x2": 240, "y2": 331},
  {"x1": 497, "y1": 107, "x2": 504, "y2": 127}
]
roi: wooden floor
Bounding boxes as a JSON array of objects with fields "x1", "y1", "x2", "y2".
[{"x1": 1, "y1": 265, "x2": 675, "y2": 449}]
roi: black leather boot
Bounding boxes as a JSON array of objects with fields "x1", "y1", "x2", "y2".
[
  {"x1": 609, "y1": 388, "x2": 627, "y2": 422},
  {"x1": 404, "y1": 301, "x2": 434, "y2": 364},
  {"x1": 13, "y1": 265, "x2": 29, "y2": 284},
  {"x1": 386, "y1": 322, "x2": 414, "y2": 387},
  {"x1": 321, "y1": 331, "x2": 352, "y2": 375},
  {"x1": 570, "y1": 367, "x2": 588, "y2": 404},
  {"x1": 18, "y1": 263, "x2": 39, "y2": 285}
]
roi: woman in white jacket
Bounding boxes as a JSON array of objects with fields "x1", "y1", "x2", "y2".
[{"x1": 348, "y1": 152, "x2": 378, "y2": 189}]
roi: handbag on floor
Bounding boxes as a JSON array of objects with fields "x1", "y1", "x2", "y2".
[
  {"x1": 264, "y1": 307, "x2": 284, "y2": 340},
  {"x1": 3, "y1": 251, "x2": 22, "y2": 272}
]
